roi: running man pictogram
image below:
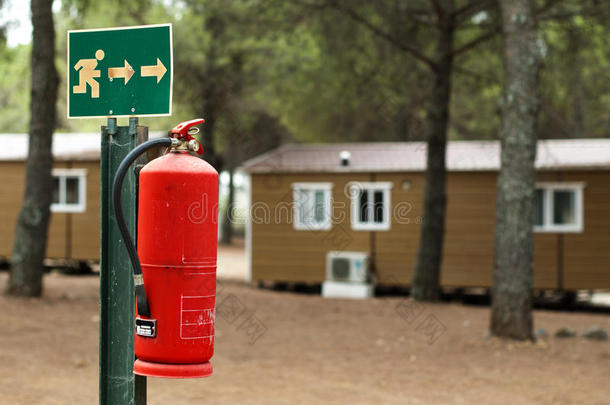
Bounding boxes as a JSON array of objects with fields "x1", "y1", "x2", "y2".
[{"x1": 73, "y1": 49, "x2": 105, "y2": 98}]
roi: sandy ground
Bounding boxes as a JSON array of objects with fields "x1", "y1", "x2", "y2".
[
  {"x1": 216, "y1": 239, "x2": 247, "y2": 281},
  {"x1": 1, "y1": 245, "x2": 610, "y2": 404}
]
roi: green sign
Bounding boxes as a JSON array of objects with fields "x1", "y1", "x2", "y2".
[{"x1": 67, "y1": 24, "x2": 173, "y2": 118}]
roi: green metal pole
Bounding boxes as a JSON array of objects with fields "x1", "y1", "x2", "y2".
[{"x1": 100, "y1": 117, "x2": 147, "y2": 405}]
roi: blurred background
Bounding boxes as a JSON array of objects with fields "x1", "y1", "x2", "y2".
[
  {"x1": 0, "y1": 1, "x2": 609, "y2": 404},
  {"x1": 1, "y1": 1, "x2": 607, "y2": 141}
]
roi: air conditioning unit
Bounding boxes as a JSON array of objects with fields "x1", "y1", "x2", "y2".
[
  {"x1": 326, "y1": 251, "x2": 369, "y2": 283},
  {"x1": 323, "y1": 251, "x2": 373, "y2": 299}
]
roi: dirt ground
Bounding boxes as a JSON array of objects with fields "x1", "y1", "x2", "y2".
[{"x1": 1, "y1": 247, "x2": 609, "y2": 404}]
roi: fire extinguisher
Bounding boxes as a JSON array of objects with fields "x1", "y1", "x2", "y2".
[{"x1": 113, "y1": 118, "x2": 218, "y2": 378}]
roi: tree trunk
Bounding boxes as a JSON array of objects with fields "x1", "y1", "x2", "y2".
[
  {"x1": 411, "y1": 5, "x2": 454, "y2": 301},
  {"x1": 220, "y1": 166, "x2": 234, "y2": 245},
  {"x1": 7, "y1": 0, "x2": 58, "y2": 296},
  {"x1": 0, "y1": 0, "x2": 6, "y2": 48},
  {"x1": 200, "y1": 14, "x2": 222, "y2": 172},
  {"x1": 491, "y1": 0, "x2": 540, "y2": 340},
  {"x1": 201, "y1": 85, "x2": 220, "y2": 171}
]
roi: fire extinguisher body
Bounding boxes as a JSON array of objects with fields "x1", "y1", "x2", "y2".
[{"x1": 134, "y1": 151, "x2": 218, "y2": 378}]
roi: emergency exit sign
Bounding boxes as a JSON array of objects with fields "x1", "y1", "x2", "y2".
[{"x1": 67, "y1": 24, "x2": 173, "y2": 118}]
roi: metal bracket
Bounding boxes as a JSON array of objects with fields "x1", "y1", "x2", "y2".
[
  {"x1": 129, "y1": 117, "x2": 139, "y2": 136},
  {"x1": 107, "y1": 117, "x2": 117, "y2": 136}
]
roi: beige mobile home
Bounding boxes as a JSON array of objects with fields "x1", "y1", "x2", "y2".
[
  {"x1": 0, "y1": 133, "x2": 101, "y2": 262},
  {"x1": 243, "y1": 140, "x2": 610, "y2": 291}
]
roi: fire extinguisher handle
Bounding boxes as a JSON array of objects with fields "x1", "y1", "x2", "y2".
[
  {"x1": 170, "y1": 118, "x2": 205, "y2": 137},
  {"x1": 113, "y1": 137, "x2": 174, "y2": 319},
  {"x1": 169, "y1": 118, "x2": 205, "y2": 155}
]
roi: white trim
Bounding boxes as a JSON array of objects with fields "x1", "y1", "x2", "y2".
[
  {"x1": 66, "y1": 22, "x2": 173, "y2": 34},
  {"x1": 66, "y1": 29, "x2": 69, "y2": 120},
  {"x1": 168, "y1": 23, "x2": 174, "y2": 117},
  {"x1": 291, "y1": 182, "x2": 333, "y2": 231},
  {"x1": 534, "y1": 182, "x2": 584, "y2": 233},
  {"x1": 350, "y1": 182, "x2": 392, "y2": 231},
  {"x1": 51, "y1": 169, "x2": 87, "y2": 213},
  {"x1": 245, "y1": 174, "x2": 252, "y2": 282}
]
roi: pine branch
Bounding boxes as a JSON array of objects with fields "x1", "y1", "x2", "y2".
[
  {"x1": 429, "y1": 0, "x2": 446, "y2": 21},
  {"x1": 326, "y1": 1, "x2": 438, "y2": 72},
  {"x1": 453, "y1": 0, "x2": 495, "y2": 27},
  {"x1": 535, "y1": 0, "x2": 563, "y2": 16},
  {"x1": 453, "y1": 28, "x2": 499, "y2": 56},
  {"x1": 453, "y1": 0, "x2": 491, "y2": 18}
]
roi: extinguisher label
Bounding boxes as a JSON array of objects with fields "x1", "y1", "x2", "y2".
[
  {"x1": 135, "y1": 318, "x2": 157, "y2": 338},
  {"x1": 180, "y1": 294, "x2": 215, "y2": 339}
]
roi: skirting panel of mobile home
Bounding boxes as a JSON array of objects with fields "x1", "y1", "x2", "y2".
[{"x1": 322, "y1": 281, "x2": 374, "y2": 299}]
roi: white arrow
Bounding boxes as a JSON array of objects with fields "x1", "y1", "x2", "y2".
[
  {"x1": 140, "y1": 58, "x2": 167, "y2": 83},
  {"x1": 108, "y1": 60, "x2": 135, "y2": 84}
]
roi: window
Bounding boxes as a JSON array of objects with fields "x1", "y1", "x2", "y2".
[
  {"x1": 51, "y1": 169, "x2": 87, "y2": 213},
  {"x1": 292, "y1": 183, "x2": 332, "y2": 230},
  {"x1": 350, "y1": 182, "x2": 392, "y2": 231},
  {"x1": 534, "y1": 182, "x2": 584, "y2": 232}
]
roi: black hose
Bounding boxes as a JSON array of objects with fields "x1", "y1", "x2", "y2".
[{"x1": 112, "y1": 137, "x2": 172, "y2": 318}]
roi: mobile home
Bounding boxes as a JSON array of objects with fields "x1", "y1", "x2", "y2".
[
  {"x1": 243, "y1": 140, "x2": 610, "y2": 290},
  {"x1": 0, "y1": 133, "x2": 101, "y2": 262}
]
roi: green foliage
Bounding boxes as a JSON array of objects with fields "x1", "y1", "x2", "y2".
[
  {"x1": 0, "y1": 0, "x2": 607, "y2": 142},
  {"x1": 538, "y1": 1, "x2": 610, "y2": 138},
  {"x1": 451, "y1": 8, "x2": 503, "y2": 140},
  {"x1": 253, "y1": 1, "x2": 432, "y2": 142},
  {"x1": 0, "y1": 44, "x2": 30, "y2": 132}
]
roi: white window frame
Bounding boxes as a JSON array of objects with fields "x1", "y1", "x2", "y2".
[
  {"x1": 292, "y1": 182, "x2": 333, "y2": 231},
  {"x1": 350, "y1": 182, "x2": 392, "y2": 231},
  {"x1": 51, "y1": 168, "x2": 87, "y2": 213},
  {"x1": 534, "y1": 182, "x2": 584, "y2": 233}
]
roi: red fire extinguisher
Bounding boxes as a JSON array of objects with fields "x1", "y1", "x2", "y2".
[{"x1": 113, "y1": 118, "x2": 218, "y2": 378}]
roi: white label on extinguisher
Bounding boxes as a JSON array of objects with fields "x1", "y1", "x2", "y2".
[
  {"x1": 180, "y1": 294, "x2": 215, "y2": 340},
  {"x1": 135, "y1": 318, "x2": 156, "y2": 338}
]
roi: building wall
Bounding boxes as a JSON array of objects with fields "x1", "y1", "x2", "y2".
[
  {"x1": 0, "y1": 162, "x2": 27, "y2": 258},
  {"x1": 0, "y1": 160, "x2": 100, "y2": 261},
  {"x1": 562, "y1": 171, "x2": 610, "y2": 289},
  {"x1": 69, "y1": 161, "x2": 101, "y2": 260},
  {"x1": 250, "y1": 173, "x2": 371, "y2": 282},
  {"x1": 250, "y1": 170, "x2": 610, "y2": 290}
]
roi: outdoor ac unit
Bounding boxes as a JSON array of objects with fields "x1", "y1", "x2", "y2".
[{"x1": 326, "y1": 251, "x2": 369, "y2": 283}]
